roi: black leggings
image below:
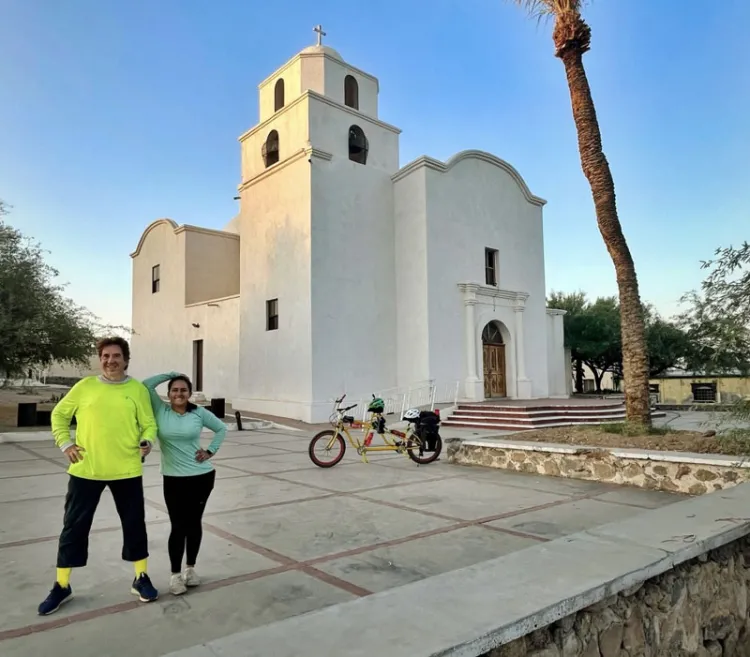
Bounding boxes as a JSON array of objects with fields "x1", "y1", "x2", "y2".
[{"x1": 163, "y1": 470, "x2": 216, "y2": 573}]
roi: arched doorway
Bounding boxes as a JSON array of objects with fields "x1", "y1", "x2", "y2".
[{"x1": 482, "y1": 322, "x2": 507, "y2": 398}]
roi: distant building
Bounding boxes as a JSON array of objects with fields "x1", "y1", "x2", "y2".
[
  {"x1": 31, "y1": 355, "x2": 99, "y2": 384},
  {"x1": 649, "y1": 369, "x2": 750, "y2": 404}
]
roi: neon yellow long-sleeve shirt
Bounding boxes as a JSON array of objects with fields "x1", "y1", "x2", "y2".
[{"x1": 51, "y1": 375, "x2": 158, "y2": 481}]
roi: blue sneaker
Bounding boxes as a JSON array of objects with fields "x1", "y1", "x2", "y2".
[
  {"x1": 38, "y1": 582, "x2": 73, "y2": 615},
  {"x1": 131, "y1": 573, "x2": 158, "y2": 602}
]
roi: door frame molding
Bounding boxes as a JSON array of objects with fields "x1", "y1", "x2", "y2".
[{"x1": 457, "y1": 282, "x2": 529, "y2": 401}]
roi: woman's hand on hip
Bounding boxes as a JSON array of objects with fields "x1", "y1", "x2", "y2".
[{"x1": 195, "y1": 448, "x2": 213, "y2": 462}]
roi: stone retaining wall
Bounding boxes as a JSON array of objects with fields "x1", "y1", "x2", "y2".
[
  {"x1": 484, "y1": 537, "x2": 750, "y2": 657},
  {"x1": 447, "y1": 439, "x2": 750, "y2": 495}
]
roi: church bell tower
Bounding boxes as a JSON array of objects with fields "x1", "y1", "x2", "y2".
[{"x1": 234, "y1": 28, "x2": 402, "y2": 423}]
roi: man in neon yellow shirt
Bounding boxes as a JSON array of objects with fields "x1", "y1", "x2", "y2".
[{"x1": 38, "y1": 337, "x2": 159, "y2": 615}]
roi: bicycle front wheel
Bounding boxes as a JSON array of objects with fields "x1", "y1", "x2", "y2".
[
  {"x1": 406, "y1": 434, "x2": 443, "y2": 465},
  {"x1": 308, "y1": 430, "x2": 346, "y2": 468}
]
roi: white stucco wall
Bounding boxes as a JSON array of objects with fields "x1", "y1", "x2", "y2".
[
  {"x1": 240, "y1": 96, "x2": 311, "y2": 184},
  {"x1": 184, "y1": 297, "x2": 239, "y2": 399},
  {"x1": 395, "y1": 152, "x2": 550, "y2": 400},
  {"x1": 393, "y1": 167, "x2": 430, "y2": 388},
  {"x1": 258, "y1": 57, "x2": 304, "y2": 123},
  {"x1": 130, "y1": 220, "x2": 239, "y2": 400},
  {"x1": 184, "y1": 228, "x2": 240, "y2": 305},
  {"x1": 546, "y1": 310, "x2": 568, "y2": 398},
  {"x1": 305, "y1": 95, "x2": 400, "y2": 420},
  {"x1": 234, "y1": 155, "x2": 313, "y2": 420},
  {"x1": 309, "y1": 151, "x2": 397, "y2": 419},
  {"x1": 322, "y1": 64, "x2": 378, "y2": 119},
  {"x1": 257, "y1": 47, "x2": 379, "y2": 124},
  {"x1": 307, "y1": 94, "x2": 399, "y2": 173}
]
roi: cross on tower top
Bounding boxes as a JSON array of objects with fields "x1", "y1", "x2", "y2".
[{"x1": 313, "y1": 24, "x2": 326, "y2": 46}]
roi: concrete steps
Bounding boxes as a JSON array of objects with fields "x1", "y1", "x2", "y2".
[{"x1": 441, "y1": 402, "x2": 665, "y2": 431}]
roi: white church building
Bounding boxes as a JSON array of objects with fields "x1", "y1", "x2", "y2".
[{"x1": 129, "y1": 35, "x2": 569, "y2": 423}]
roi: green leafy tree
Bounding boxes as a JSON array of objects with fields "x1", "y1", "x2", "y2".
[
  {"x1": 549, "y1": 292, "x2": 691, "y2": 392},
  {"x1": 547, "y1": 291, "x2": 588, "y2": 392},
  {"x1": 0, "y1": 207, "x2": 103, "y2": 381},
  {"x1": 678, "y1": 243, "x2": 750, "y2": 375},
  {"x1": 643, "y1": 306, "x2": 692, "y2": 377},
  {"x1": 510, "y1": 0, "x2": 651, "y2": 425},
  {"x1": 548, "y1": 292, "x2": 620, "y2": 393}
]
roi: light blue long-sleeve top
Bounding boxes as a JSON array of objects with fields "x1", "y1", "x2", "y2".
[{"x1": 142, "y1": 372, "x2": 227, "y2": 477}]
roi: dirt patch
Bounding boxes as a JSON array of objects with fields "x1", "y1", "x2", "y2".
[
  {"x1": 504, "y1": 425, "x2": 750, "y2": 457},
  {"x1": 0, "y1": 387, "x2": 68, "y2": 429}
]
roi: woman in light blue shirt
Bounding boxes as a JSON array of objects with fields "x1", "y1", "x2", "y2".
[{"x1": 143, "y1": 372, "x2": 227, "y2": 596}]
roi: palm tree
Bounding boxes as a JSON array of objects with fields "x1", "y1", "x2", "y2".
[{"x1": 511, "y1": 0, "x2": 651, "y2": 426}]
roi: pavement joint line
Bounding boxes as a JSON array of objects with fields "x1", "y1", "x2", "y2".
[
  {"x1": 201, "y1": 493, "x2": 339, "y2": 518},
  {"x1": 258, "y1": 471, "x2": 456, "y2": 495},
  {"x1": 141, "y1": 470, "x2": 256, "y2": 490},
  {"x1": 478, "y1": 524, "x2": 550, "y2": 542},
  {"x1": 0, "y1": 493, "x2": 65, "y2": 506},
  {"x1": 0, "y1": 564, "x2": 294, "y2": 643},
  {"x1": 214, "y1": 461, "x2": 459, "y2": 495},
  {"x1": 0, "y1": 518, "x2": 173, "y2": 551},
  {"x1": 10, "y1": 444, "x2": 68, "y2": 469},
  {"x1": 587, "y1": 496, "x2": 672, "y2": 511},
  {"x1": 0, "y1": 469, "x2": 70, "y2": 481},
  {"x1": 297, "y1": 565, "x2": 373, "y2": 598},
  {"x1": 0, "y1": 488, "x2": 620, "y2": 640},
  {"x1": 201, "y1": 522, "x2": 298, "y2": 567}
]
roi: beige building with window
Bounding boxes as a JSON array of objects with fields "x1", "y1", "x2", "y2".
[{"x1": 129, "y1": 37, "x2": 568, "y2": 423}]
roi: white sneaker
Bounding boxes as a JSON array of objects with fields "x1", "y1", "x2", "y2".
[
  {"x1": 184, "y1": 567, "x2": 201, "y2": 588},
  {"x1": 169, "y1": 573, "x2": 187, "y2": 596}
]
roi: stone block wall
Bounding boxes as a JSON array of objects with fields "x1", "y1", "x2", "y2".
[
  {"x1": 447, "y1": 440, "x2": 750, "y2": 495},
  {"x1": 484, "y1": 538, "x2": 750, "y2": 657}
]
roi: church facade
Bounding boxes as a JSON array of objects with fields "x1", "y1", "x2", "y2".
[{"x1": 130, "y1": 40, "x2": 569, "y2": 423}]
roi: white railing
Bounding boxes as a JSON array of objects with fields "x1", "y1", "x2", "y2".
[{"x1": 346, "y1": 379, "x2": 460, "y2": 421}]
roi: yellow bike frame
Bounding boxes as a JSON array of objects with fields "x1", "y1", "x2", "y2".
[{"x1": 326, "y1": 412, "x2": 418, "y2": 464}]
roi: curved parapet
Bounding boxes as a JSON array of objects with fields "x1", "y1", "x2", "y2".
[
  {"x1": 393, "y1": 149, "x2": 546, "y2": 207},
  {"x1": 130, "y1": 218, "x2": 179, "y2": 258}
]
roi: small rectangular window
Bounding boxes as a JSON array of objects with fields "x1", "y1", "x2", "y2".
[
  {"x1": 151, "y1": 265, "x2": 160, "y2": 294},
  {"x1": 485, "y1": 248, "x2": 498, "y2": 286},
  {"x1": 691, "y1": 382, "x2": 717, "y2": 403},
  {"x1": 266, "y1": 298, "x2": 279, "y2": 331}
]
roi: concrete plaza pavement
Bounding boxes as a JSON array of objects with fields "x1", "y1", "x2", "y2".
[{"x1": 0, "y1": 427, "x2": 682, "y2": 657}]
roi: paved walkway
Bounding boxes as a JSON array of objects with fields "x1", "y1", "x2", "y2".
[{"x1": 0, "y1": 428, "x2": 681, "y2": 656}]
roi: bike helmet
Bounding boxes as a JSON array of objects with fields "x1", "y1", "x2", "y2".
[
  {"x1": 368, "y1": 397, "x2": 385, "y2": 413},
  {"x1": 403, "y1": 408, "x2": 420, "y2": 421}
]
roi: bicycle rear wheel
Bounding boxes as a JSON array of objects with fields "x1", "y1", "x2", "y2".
[
  {"x1": 406, "y1": 434, "x2": 442, "y2": 465},
  {"x1": 309, "y1": 430, "x2": 346, "y2": 468}
]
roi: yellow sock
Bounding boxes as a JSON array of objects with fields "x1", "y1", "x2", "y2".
[
  {"x1": 56, "y1": 567, "x2": 72, "y2": 588},
  {"x1": 134, "y1": 559, "x2": 148, "y2": 577}
]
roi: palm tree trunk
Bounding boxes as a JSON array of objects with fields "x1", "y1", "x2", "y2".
[{"x1": 554, "y1": 22, "x2": 651, "y2": 426}]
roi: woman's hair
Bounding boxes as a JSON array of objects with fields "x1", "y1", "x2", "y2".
[{"x1": 168, "y1": 375, "x2": 198, "y2": 412}]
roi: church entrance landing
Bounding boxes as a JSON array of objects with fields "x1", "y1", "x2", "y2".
[{"x1": 482, "y1": 321, "x2": 507, "y2": 398}]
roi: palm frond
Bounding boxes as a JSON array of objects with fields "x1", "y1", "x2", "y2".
[{"x1": 510, "y1": 0, "x2": 587, "y2": 20}]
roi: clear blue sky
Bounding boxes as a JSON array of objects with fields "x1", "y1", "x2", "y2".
[{"x1": 1, "y1": 0, "x2": 747, "y2": 329}]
